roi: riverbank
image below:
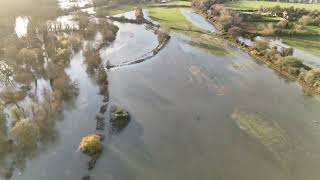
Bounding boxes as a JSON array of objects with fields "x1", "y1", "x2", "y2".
[{"x1": 188, "y1": 1, "x2": 320, "y2": 94}]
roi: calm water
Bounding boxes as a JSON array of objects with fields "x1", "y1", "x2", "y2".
[
  {"x1": 181, "y1": 9, "x2": 217, "y2": 32},
  {"x1": 8, "y1": 7, "x2": 320, "y2": 180}
]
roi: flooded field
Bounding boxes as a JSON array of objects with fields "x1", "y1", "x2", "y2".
[{"x1": 1, "y1": 1, "x2": 320, "y2": 180}]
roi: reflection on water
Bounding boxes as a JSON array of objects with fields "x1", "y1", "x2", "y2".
[
  {"x1": 15, "y1": 16, "x2": 29, "y2": 38},
  {"x1": 47, "y1": 15, "x2": 79, "y2": 31},
  {"x1": 5, "y1": 7, "x2": 320, "y2": 180},
  {"x1": 100, "y1": 19, "x2": 158, "y2": 65},
  {"x1": 181, "y1": 9, "x2": 217, "y2": 32}
]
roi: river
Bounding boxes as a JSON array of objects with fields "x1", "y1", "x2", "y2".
[{"x1": 8, "y1": 2, "x2": 320, "y2": 180}]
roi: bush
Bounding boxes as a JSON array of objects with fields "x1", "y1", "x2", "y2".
[
  {"x1": 280, "y1": 47, "x2": 294, "y2": 57},
  {"x1": 84, "y1": 49, "x2": 101, "y2": 73},
  {"x1": 299, "y1": 15, "x2": 315, "y2": 26},
  {"x1": 303, "y1": 69, "x2": 320, "y2": 87},
  {"x1": 79, "y1": 134, "x2": 103, "y2": 156},
  {"x1": 10, "y1": 119, "x2": 39, "y2": 152},
  {"x1": 228, "y1": 27, "x2": 243, "y2": 38},
  {"x1": 14, "y1": 68, "x2": 34, "y2": 85},
  {"x1": 54, "y1": 48, "x2": 71, "y2": 63},
  {"x1": 52, "y1": 74, "x2": 79, "y2": 98},
  {"x1": 259, "y1": 23, "x2": 275, "y2": 36},
  {"x1": 11, "y1": 105, "x2": 25, "y2": 124},
  {"x1": 0, "y1": 88, "x2": 27, "y2": 105},
  {"x1": 96, "y1": 67, "x2": 108, "y2": 85},
  {"x1": 282, "y1": 56, "x2": 304, "y2": 68},
  {"x1": 17, "y1": 48, "x2": 38, "y2": 65},
  {"x1": 254, "y1": 40, "x2": 269, "y2": 52},
  {"x1": 276, "y1": 20, "x2": 290, "y2": 29}
]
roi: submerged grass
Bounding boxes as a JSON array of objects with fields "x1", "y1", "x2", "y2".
[
  {"x1": 225, "y1": 1, "x2": 320, "y2": 11},
  {"x1": 231, "y1": 110, "x2": 293, "y2": 168},
  {"x1": 186, "y1": 34, "x2": 230, "y2": 56}
]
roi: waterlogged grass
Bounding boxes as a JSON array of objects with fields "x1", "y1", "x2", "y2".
[
  {"x1": 187, "y1": 34, "x2": 230, "y2": 56},
  {"x1": 231, "y1": 110, "x2": 292, "y2": 166},
  {"x1": 282, "y1": 36, "x2": 320, "y2": 56},
  {"x1": 225, "y1": 1, "x2": 320, "y2": 11}
]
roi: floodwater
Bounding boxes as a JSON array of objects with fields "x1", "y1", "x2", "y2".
[
  {"x1": 6, "y1": 5, "x2": 320, "y2": 180},
  {"x1": 181, "y1": 9, "x2": 217, "y2": 32}
]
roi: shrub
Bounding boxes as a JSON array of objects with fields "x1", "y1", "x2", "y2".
[
  {"x1": 280, "y1": 47, "x2": 294, "y2": 57},
  {"x1": 54, "y1": 48, "x2": 71, "y2": 63},
  {"x1": 0, "y1": 104, "x2": 6, "y2": 134},
  {"x1": 14, "y1": 68, "x2": 34, "y2": 85},
  {"x1": 84, "y1": 49, "x2": 101, "y2": 73},
  {"x1": 282, "y1": 56, "x2": 304, "y2": 68},
  {"x1": 52, "y1": 74, "x2": 79, "y2": 98},
  {"x1": 47, "y1": 62, "x2": 65, "y2": 80},
  {"x1": 96, "y1": 67, "x2": 108, "y2": 85},
  {"x1": 227, "y1": 27, "x2": 243, "y2": 38},
  {"x1": 303, "y1": 69, "x2": 320, "y2": 87},
  {"x1": 259, "y1": 23, "x2": 275, "y2": 36},
  {"x1": 10, "y1": 119, "x2": 39, "y2": 152},
  {"x1": 276, "y1": 20, "x2": 290, "y2": 29},
  {"x1": 17, "y1": 48, "x2": 38, "y2": 65},
  {"x1": 0, "y1": 88, "x2": 27, "y2": 105},
  {"x1": 4, "y1": 45, "x2": 18, "y2": 60},
  {"x1": 11, "y1": 105, "x2": 25, "y2": 125},
  {"x1": 254, "y1": 40, "x2": 269, "y2": 52},
  {"x1": 298, "y1": 15, "x2": 315, "y2": 26},
  {"x1": 79, "y1": 134, "x2": 103, "y2": 156}
]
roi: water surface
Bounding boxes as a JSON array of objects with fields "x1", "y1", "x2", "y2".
[
  {"x1": 181, "y1": 9, "x2": 217, "y2": 32},
  {"x1": 8, "y1": 8, "x2": 320, "y2": 180}
]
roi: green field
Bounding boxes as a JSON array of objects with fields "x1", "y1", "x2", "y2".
[
  {"x1": 282, "y1": 36, "x2": 320, "y2": 56},
  {"x1": 148, "y1": 7, "x2": 229, "y2": 55},
  {"x1": 225, "y1": 1, "x2": 320, "y2": 11},
  {"x1": 153, "y1": 1, "x2": 191, "y2": 6},
  {"x1": 304, "y1": 26, "x2": 320, "y2": 35},
  {"x1": 148, "y1": 7, "x2": 204, "y2": 32}
]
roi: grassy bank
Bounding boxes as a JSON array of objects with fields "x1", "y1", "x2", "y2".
[
  {"x1": 225, "y1": 1, "x2": 320, "y2": 11},
  {"x1": 282, "y1": 36, "x2": 320, "y2": 56},
  {"x1": 148, "y1": 6, "x2": 229, "y2": 56},
  {"x1": 148, "y1": 7, "x2": 204, "y2": 33}
]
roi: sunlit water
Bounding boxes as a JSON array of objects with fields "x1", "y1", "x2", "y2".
[
  {"x1": 15, "y1": 16, "x2": 29, "y2": 38},
  {"x1": 9, "y1": 8, "x2": 320, "y2": 180},
  {"x1": 47, "y1": 15, "x2": 79, "y2": 31}
]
